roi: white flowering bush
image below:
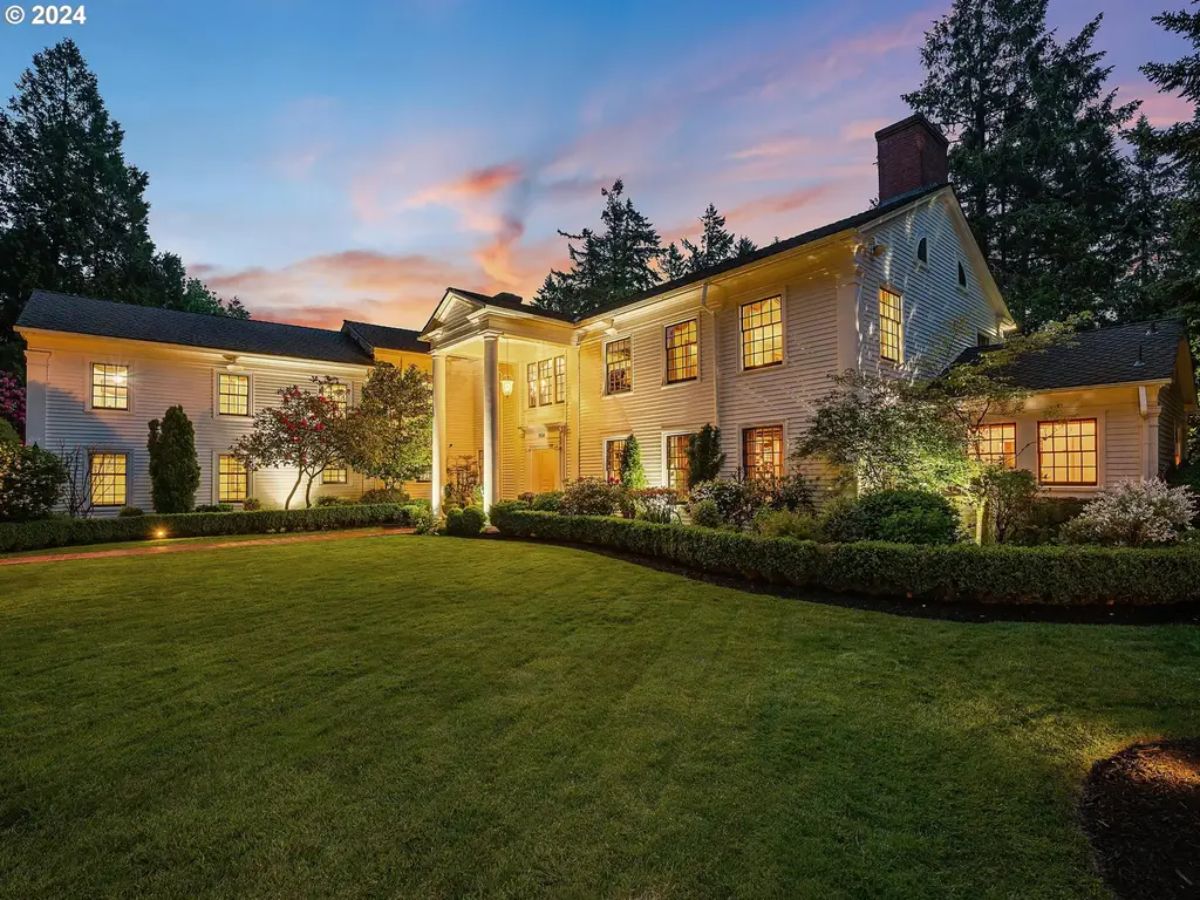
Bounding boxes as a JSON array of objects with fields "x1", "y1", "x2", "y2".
[{"x1": 1062, "y1": 479, "x2": 1197, "y2": 547}]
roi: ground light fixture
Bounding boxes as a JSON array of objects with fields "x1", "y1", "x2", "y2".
[{"x1": 154, "y1": 528, "x2": 168, "y2": 540}]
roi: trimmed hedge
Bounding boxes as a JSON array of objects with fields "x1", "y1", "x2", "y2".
[
  {"x1": 489, "y1": 503, "x2": 1200, "y2": 607},
  {"x1": 0, "y1": 503, "x2": 426, "y2": 554}
]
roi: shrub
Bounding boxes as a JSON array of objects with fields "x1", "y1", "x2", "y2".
[
  {"x1": 487, "y1": 503, "x2": 1200, "y2": 607},
  {"x1": 0, "y1": 418, "x2": 18, "y2": 446},
  {"x1": 316, "y1": 495, "x2": 352, "y2": 507},
  {"x1": 195, "y1": 504, "x2": 234, "y2": 513},
  {"x1": 1167, "y1": 460, "x2": 1200, "y2": 519},
  {"x1": 688, "y1": 477, "x2": 765, "y2": 529},
  {"x1": 242, "y1": 498, "x2": 262, "y2": 511},
  {"x1": 689, "y1": 498, "x2": 723, "y2": 529},
  {"x1": 117, "y1": 506, "x2": 145, "y2": 518},
  {"x1": 0, "y1": 503, "x2": 426, "y2": 553},
  {"x1": 633, "y1": 488, "x2": 678, "y2": 524},
  {"x1": 619, "y1": 436, "x2": 646, "y2": 489},
  {"x1": 147, "y1": 405, "x2": 201, "y2": 513},
  {"x1": 1009, "y1": 496, "x2": 1089, "y2": 545},
  {"x1": 821, "y1": 489, "x2": 958, "y2": 545},
  {"x1": 445, "y1": 505, "x2": 487, "y2": 537},
  {"x1": 1062, "y1": 479, "x2": 1197, "y2": 547},
  {"x1": 361, "y1": 487, "x2": 411, "y2": 505},
  {"x1": 0, "y1": 442, "x2": 66, "y2": 522},
  {"x1": 530, "y1": 491, "x2": 563, "y2": 512},
  {"x1": 970, "y1": 467, "x2": 1038, "y2": 543},
  {"x1": 686, "y1": 425, "x2": 725, "y2": 487},
  {"x1": 560, "y1": 478, "x2": 625, "y2": 517},
  {"x1": 754, "y1": 509, "x2": 821, "y2": 540},
  {"x1": 764, "y1": 473, "x2": 815, "y2": 513},
  {"x1": 0, "y1": 371, "x2": 24, "y2": 431}
]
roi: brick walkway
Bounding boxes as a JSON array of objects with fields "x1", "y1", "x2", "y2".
[{"x1": 0, "y1": 527, "x2": 414, "y2": 567}]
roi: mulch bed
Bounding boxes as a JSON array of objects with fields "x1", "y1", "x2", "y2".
[{"x1": 1080, "y1": 738, "x2": 1200, "y2": 899}]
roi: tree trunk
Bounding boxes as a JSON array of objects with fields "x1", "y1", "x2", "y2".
[
  {"x1": 285, "y1": 471, "x2": 303, "y2": 510},
  {"x1": 304, "y1": 472, "x2": 315, "y2": 508}
]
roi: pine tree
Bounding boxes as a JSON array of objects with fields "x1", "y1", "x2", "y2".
[
  {"x1": 147, "y1": 405, "x2": 201, "y2": 513},
  {"x1": 904, "y1": 2, "x2": 1134, "y2": 327},
  {"x1": 661, "y1": 242, "x2": 689, "y2": 281},
  {"x1": 0, "y1": 40, "x2": 244, "y2": 372},
  {"x1": 533, "y1": 180, "x2": 662, "y2": 318},
  {"x1": 662, "y1": 205, "x2": 757, "y2": 282},
  {"x1": 1116, "y1": 116, "x2": 1178, "y2": 320},
  {"x1": 733, "y1": 235, "x2": 759, "y2": 259},
  {"x1": 619, "y1": 434, "x2": 646, "y2": 490}
]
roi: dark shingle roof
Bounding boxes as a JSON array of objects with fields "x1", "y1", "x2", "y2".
[
  {"x1": 17, "y1": 290, "x2": 374, "y2": 365},
  {"x1": 950, "y1": 319, "x2": 1188, "y2": 390},
  {"x1": 444, "y1": 288, "x2": 576, "y2": 322},
  {"x1": 342, "y1": 320, "x2": 429, "y2": 354}
]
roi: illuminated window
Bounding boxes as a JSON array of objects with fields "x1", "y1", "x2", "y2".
[
  {"x1": 217, "y1": 373, "x2": 249, "y2": 416},
  {"x1": 538, "y1": 358, "x2": 553, "y2": 405},
  {"x1": 527, "y1": 362, "x2": 537, "y2": 408},
  {"x1": 555, "y1": 355, "x2": 566, "y2": 403},
  {"x1": 323, "y1": 463, "x2": 348, "y2": 484},
  {"x1": 742, "y1": 426, "x2": 784, "y2": 481},
  {"x1": 665, "y1": 319, "x2": 698, "y2": 384},
  {"x1": 879, "y1": 289, "x2": 903, "y2": 363},
  {"x1": 321, "y1": 381, "x2": 349, "y2": 414},
  {"x1": 972, "y1": 423, "x2": 1017, "y2": 469},
  {"x1": 91, "y1": 364, "x2": 129, "y2": 409},
  {"x1": 740, "y1": 297, "x2": 783, "y2": 370},
  {"x1": 666, "y1": 433, "x2": 693, "y2": 490},
  {"x1": 606, "y1": 338, "x2": 632, "y2": 394},
  {"x1": 1038, "y1": 419, "x2": 1097, "y2": 486},
  {"x1": 605, "y1": 438, "x2": 627, "y2": 484},
  {"x1": 89, "y1": 453, "x2": 127, "y2": 506},
  {"x1": 529, "y1": 356, "x2": 566, "y2": 406},
  {"x1": 218, "y1": 454, "x2": 248, "y2": 502}
]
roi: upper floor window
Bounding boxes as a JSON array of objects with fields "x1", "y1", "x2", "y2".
[
  {"x1": 92, "y1": 363, "x2": 128, "y2": 410},
  {"x1": 879, "y1": 288, "x2": 903, "y2": 363},
  {"x1": 1038, "y1": 419, "x2": 1097, "y2": 486},
  {"x1": 665, "y1": 433, "x2": 694, "y2": 490},
  {"x1": 528, "y1": 355, "x2": 566, "y2": 407},
  {"x1": 958, "y1": 261, "x2": 968, "y2": 289},
  {"x1": 218, "y1": 373, "x2": 249, "y2": 416},
  {"x1": 916, "y1": 237, "x2": 928, "y2": 266},
  {"x1": 321, "y1": 381, "x2": 349, "y2": 414},
  {"x1": 605, "y1": 438, "x2": 627, "y2": 484},
  {"x1": 90, "y1": 452, "x2": 127, "y2": 506},
  {"x1": 743, "y1": 426, "x2": 784, "y2": 481},
  {"x1": 218, "y1": 453, "x2": 248, "y2": 502},
  {"x1": 605, "y1": 338, "x2": 632, "y2": 394},
  {"x1": 665, "y1": 319, "x2": 698, "y2": 384},
  {"x1": 972, "y1": 423, "x2": 1016, "y2": 469},
  {"x1": 740, "y1": 296, "x2": 783, "y2": 370}
]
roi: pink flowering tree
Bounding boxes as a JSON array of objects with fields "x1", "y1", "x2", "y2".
[
  {"x1": 0, "y1": 372, "x2": 24, "y2": 433},
  {"x1": 230, "y1": 377, "x2": 346, "y2": 509}
]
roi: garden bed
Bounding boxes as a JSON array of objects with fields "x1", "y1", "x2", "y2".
[
  {"x1": 0, "y1": 503, "x2": 427, "y2": 554},
  {"x1": 489, "y1": 503, "x2": 1200, "y2": 607}
]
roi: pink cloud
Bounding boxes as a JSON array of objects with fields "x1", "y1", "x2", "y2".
[
  {"x1": 408, "y1": 162, "x2": 524, "y2": 207},
  {"x1": 1122, "y1": 82, "x2": 1195, "y2": 127}
]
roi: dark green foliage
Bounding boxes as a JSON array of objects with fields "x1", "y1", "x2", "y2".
[
  {"x1": 530, "y1": 491, "x2": 563, "y2": 512},
  {"x1": 0, "y1": 418, "x2": 18, "y2": 446},
  {"x1": 820, "y1": 490, "x2": 959, "y2": 545},
  {"x1": 686, "y1": 425, "x2": 724, "y2": 487},
  {"x1": 360, "y1": 487, "x2": 411, "y2": 505},
  {"x1": 488, "y1": 503, "x2": 1200, "y2": 607},
  {"x1": 766, "y1": 473, "x2": 815, "y2": 514},
  {"x1": 316, "y1": 496, "x2": 352, "y2": 507},
  {"x1": 904, "y1": 2, "x2": 1135, "y2": 327},
  {"x1": 971, "y1": 467, "x2": 1038, "y2": 543},
  {"x1": 195, "y1": 504, "x2": 235, "y2": 513},
  {"x1": 619, "y1": 435, "x2": 646, "y2": 489},
  {"x1": 532, "y1": 180, "x2": 663, "y2": 319},
  {"x1": 753, "y1": 509, "x2": 822, "y2": 541},
  {"x1": 444, "y1": 505, "x2": 486, "y2": 537},
  {"x1": 560, "y1": 478, "x2": 626, "y2": 517},
  {"x1": 340, "y1": 363, "x2": 432, "y2": 489},
  {"x1": 1009, "y1": 496, "x2": 1090, "y2": 545},
  {"x1": 117, "y1": 506, "x2": 144, "y2": 518},
  {"x1": 687, "y1": 478, "x2": 765, "y2": 529},
  {"x1": 662, "y1": 205, "x2": 757, "y2": 281},
  {"x1": 0, "y1": 40, "x2": 244, "y2": 371},
  {"x1": 0, "y1": 442, "x2": 65, "y2": 522},
  {"x1": 147, "y1": 405, "x2": 200, "y2": 513},
  {"x1": 689, "y1": 498, "x2": 723, "y2": 529},
  {"x1": 0, "y1": 503, "x2": 423, "y2": 553},
  {"x1": 242, "y1": 498, "x2": 262, "y2": 511}
]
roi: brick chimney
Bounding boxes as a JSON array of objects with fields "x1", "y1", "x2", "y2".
[{"x1": 875, "y1": 113, "x2": 948, "y2": 204}]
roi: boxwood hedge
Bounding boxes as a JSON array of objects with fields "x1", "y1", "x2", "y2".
[
  {"x1": 489, "y1": 502, "x2": 1200, "y2": 607},
  {"x1": 0, "y1": 503, "x2": 426, "y2": 554}
]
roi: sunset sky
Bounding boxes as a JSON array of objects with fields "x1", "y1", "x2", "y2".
[{"x1": 2, "y1": 0, "x2": 1193, "y2": 330}]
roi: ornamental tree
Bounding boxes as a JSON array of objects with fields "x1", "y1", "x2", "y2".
[
  {"x1": 339, "y1": 363, "x2": 432, "y2": 489},
  {"x1": 230, "y1": 377, "x2": 345, "y2": 509},
  {"x1": 619, "y1": 434, "x2": 646, "y2": 489},
  {"x1": 147, "y1": 405, "x2": 200, "y2": 513},
  {"x1": 0, "y1": 371, "x2": 24, "y2": 433}
]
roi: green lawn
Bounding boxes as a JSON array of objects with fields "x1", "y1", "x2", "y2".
[{"x1": 1, "y1": 537, "x2": 1197, "y2": 898}]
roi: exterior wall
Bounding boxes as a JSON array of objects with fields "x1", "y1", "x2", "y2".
[
  {"x1": 22, "y1": 332, "x2": 433, "y2": 513},
  {"x1": 856, "y1": 194, "x2": 1001, "y2": 377},
  {"x1": 1158, "y1": 381, "x2": 1187, "y2": 473}
]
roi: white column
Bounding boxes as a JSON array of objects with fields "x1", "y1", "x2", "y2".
[
  {"x1": 482, "y1": 334, "x2": 500, "y2": 511},
  {"x1": 431, "y1": 352, "x2": 446, "y2": 515}
]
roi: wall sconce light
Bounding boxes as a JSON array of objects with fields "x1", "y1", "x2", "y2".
[{"x1": 500, "y1": 376, "x2": 514, "y2": 397}]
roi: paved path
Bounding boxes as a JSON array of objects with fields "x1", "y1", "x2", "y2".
[{"x1": 0, "y1": 527, "x2": 414, "y2": 567}]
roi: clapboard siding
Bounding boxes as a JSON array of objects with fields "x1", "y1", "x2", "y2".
[{"x1": 1158, "y1": 382, "x2": 1186, "y2": 475}]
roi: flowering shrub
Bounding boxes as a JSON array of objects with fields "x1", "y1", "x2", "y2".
[
  {"x1": 632, "y1": 487, "x2": 678, "y2": 524},
  {"x1": 0, "y1": 442, "x2": 66, "y2": 522},
  {"x1": 560, "y1": 478, "x2": 626, "y2": 517},
  {"x1": 1062, "y1": 479, "x2": 1197, "y2": 547},
  {"x1": 0, "y1": 371, "x2": 24, "y2": 431},
  {"x1": 687, "y1": 477, "x2": 765, "y2": 529}
]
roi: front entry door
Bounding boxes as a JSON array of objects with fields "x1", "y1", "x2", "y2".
[{"x1": 529, "y1": 448, "x2": 560, "y2": 493}]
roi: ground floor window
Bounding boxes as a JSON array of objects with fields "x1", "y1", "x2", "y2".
[
  {"x1": 666, "y1": 434, "x2": 693, "y2": 490},
  {"x1": 605, "y1": 438, "x2": 627, "y2": 484},
  {"x1": 90, "y1": 452, "x2": 127, "y2": 507},
  {"x1": 742, "y1": 426, "x2": 784, "y2": 481},
  {"x1": 972, "y1": 423, "x2": 1017, "y2": 469},
  {"x1": 1037, "y1": 419, "x2": 1097, "y2": 486},
  {"x1": 218, "y1": 454, "x2": 248, "y2": 502},
  {"x1": 322, "y1": 463, "x2": 348, "y2": 484}
]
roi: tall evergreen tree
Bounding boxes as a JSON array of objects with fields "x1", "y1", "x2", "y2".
[
  {"x1": 147, "y1": 405, "x2": 201, "y2": 513},
  {"x1": 533, "y1": 180, "x2": 662, "y2": 319},
  {"x1": 1116, "y1": 116, "x2": 1179, "y2": 320},
  {"x1": 0, "y1": 40, "x2": 243, "y2": 372},
  {"x1": 663, "y1": 204, "x2": 757, "y2": 281},
  {"x1": 904, "y1": 2, "x2": 1134, "y2": 327}
]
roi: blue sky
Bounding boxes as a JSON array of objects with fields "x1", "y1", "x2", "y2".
[{"x1": 0, "y1": 0, "x2": 1192, "y2": 328}]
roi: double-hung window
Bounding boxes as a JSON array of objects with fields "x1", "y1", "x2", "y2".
[
  {"x1": 972, "y1": 423, "x2": 1017, "y2": 469},
  {"x1": 665, "y1": 319, "x2": 698, "y2": 384},
  {"x1": 528, "y1": 356, "x2": 566, "y2": 407},
  {"x1": 740, "y1": 297, "x2": 783, "y2": 370},
  {"x1": 218, "y1": 373, "x2": 249, "y2": 416},
  {"x1": 92, "y1": 364, "x2": 129, "y2": 410},
  {"x1": 665, "y1": 434, "x2": 693, "y2": 490},
  {"x1": 1038, "y1": 419, "x2": 1097, "y2": 486},
  {"x1": 90, "y1": 452, "x2": 127, "y2": 506},
  {"x1": 218, "y1": 454, "x2": 248, "y2": 502},
  {"x1": 605, "y1": 338, "x2": 632, "y2": 394},
  {"x1": 879, "y1": 289, "x2": 903, "y2": 363},
  {"x1": 742, "y1": 426, "x2": 784, "y2": 481},
  {"x1": 605, "y1": 438, "x2": 627, "y2": 484},
  {"x1": 321, "y1": 381, "x2": 349, "y2": 414}
]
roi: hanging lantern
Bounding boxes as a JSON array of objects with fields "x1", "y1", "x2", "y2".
[{"x1": 500, "y1": 375, "x2": 515, "y2": 397}]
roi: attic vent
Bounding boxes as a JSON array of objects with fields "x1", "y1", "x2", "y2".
[
  {"x1": 916, "y1": 237, "x2": 928, "y2": 266},
  {"x1": 957, "y1": 262, "x2": 967, "y2": 288}
]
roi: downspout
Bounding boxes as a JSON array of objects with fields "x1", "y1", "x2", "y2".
[{"x1": 700, "y1": 281, "x2": 719, "y2": 436}]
